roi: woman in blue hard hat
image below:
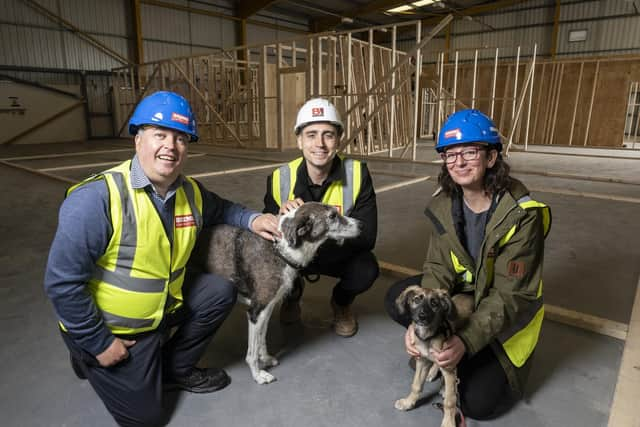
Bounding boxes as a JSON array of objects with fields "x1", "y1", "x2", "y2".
[
  {"x1": 45, "y1": 91, "x2": 280, "y2": 426},
  {"x1": 385, "y1": 109, "x2": 551, "y2": 421}
]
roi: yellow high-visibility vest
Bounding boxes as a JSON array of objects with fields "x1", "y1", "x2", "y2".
[
  {"x1": 271, "y1": 156, "x2": 362, "y2": 215},
  {"x1": 65, "y1": 160, "x2": 203, "y2": 335},
  {"x1": 448, "y1": 197, "x2": 551, "y2": 367}
]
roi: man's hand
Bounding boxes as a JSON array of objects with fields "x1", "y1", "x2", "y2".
[
  {"x1": 96, "y1": 337, "x2": 136, "y2": 367},
  {"x1": 430, "y1": 334, "x2": 466, "y2": 369},
  {"x1": 404, "y1": 324, "x2": 421, "y2": 358},
  {"x1": 279, "y1": 198, "x2": 304, "y2": 215},
  {"x1": 251, "y1": 213, "x2": 281, "y2": 241}
]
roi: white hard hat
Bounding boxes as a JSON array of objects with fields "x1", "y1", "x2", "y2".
[{"x1": 294, "y1": 98, "x2": 344, "y2": 135}]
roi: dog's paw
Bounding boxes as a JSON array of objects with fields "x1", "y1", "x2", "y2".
[
  {"x1": 254, "y1": 370, "x2": 277, "y2": 384},
  {"x1": 394, "y1": 398, "x2": 416, "y2": 411},
  {"x1": 259, "y1": 354, "x2": 279, "y2": 368}
]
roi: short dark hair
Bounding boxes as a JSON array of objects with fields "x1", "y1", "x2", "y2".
[{"x1": 437, "y1": 150, "x2": 512, "y2": 197}]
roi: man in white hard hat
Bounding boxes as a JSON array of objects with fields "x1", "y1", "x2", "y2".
[{"x1": 263, "y1": 98, "x2": 379, "y2": 337}]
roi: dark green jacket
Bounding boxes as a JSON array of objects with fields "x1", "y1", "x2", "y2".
[{"x1": 421, "y1": 178, "x2": 551, "y2": 394}]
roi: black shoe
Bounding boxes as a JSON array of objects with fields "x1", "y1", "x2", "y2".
[
  {"x1": 165, "y1": 367, "x2": 230, "y2": 393},
  {"x1": 70, "y1": 355, "x2": 87, "y2": 380}
]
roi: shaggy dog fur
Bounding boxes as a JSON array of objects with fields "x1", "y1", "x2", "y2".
[
  {"x1": 394, "y1": 285, "x2": 474, "y2": 427},
  {"x1": 189, "y1": 202, "x2": 360, "y2": 384}
]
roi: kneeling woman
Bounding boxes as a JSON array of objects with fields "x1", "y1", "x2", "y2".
[{"x1": 385, "y1": 109, "x2": 551, "y2": 420}]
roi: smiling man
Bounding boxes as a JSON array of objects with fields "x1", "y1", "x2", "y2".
[
  {"x1": 263, "y1": 98, "x2": 379, "y2": 337},
  {"x1": 45, "y1": 91, "x2": 279, "y2": 426}
]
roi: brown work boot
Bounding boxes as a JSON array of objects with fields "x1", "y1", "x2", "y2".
[
  {"x1": 331, "y1": 298, "x2": 358, "y2": 337},
  {"x1": 280, "y1": 298, "x2": 301, "y2": 324}
]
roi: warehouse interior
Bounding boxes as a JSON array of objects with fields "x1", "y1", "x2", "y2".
[{"x1": 1, "y1": 1, "x2": 640, "y2": 426}]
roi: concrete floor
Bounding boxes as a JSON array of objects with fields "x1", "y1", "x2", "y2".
[{"x1": 1, "y1": 139, "x2": 638, "y2": 427}]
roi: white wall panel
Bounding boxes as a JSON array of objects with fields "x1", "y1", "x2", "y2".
[{"x1": 0, "y1": 25, "x2": 66, "y2": 68}]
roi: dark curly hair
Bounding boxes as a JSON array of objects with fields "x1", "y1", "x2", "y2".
[{"x1": 438, "y1": 150, "x2": 512, "y2": 197}]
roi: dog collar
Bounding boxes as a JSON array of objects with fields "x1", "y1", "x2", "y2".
[{"x1": 272, "y1": 240, "x2": 305, "y2": 270}]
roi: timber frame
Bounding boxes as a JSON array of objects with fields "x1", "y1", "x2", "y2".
[{"x1": 112, "y1": 15, "x2": 453, "y2": 158}]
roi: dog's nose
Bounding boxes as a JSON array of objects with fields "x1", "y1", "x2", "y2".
[{"x1": 418, "y1": 310, "x2": 428, "y2": 321}]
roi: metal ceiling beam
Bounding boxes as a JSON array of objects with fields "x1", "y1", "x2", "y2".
[
  {"x1": 313, "y1": 0, "x2": 408, "y2": 31},
  {"x1": 131, "y1": 0, "x2": 144, "y2": 64},
  {"x1": 420, "y1": 0, "x2": 529, "y2": 26},
  {"x1": 141, "y1": 0, "x2": 308, "y2": 34},
  {"x1": 20, "y1": 0, "x2": 131, "y2": 65},
  {"x1": 236, "y1": 0, "x2": 279, "y2": 19},
  {"x1": 550, "y1": 0, "x2": 561, "y2": 58}
]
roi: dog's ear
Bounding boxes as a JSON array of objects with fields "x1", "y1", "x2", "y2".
[
  {"x1": 395, "y1": 285, "x2": 421, "y2": 315},
  {"x1": 283, "y1": 213, "x2": 312, "y2": 247},
  {"x1": 282, "y1": 217, "x2": 301, "y2": 248}
]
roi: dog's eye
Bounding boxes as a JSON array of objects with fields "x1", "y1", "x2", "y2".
[
  {"x1": 412, "y1": 295, "x2": 423, "y2": 304},
  {"x1": 329, "y1": 212, "x2": 337, "y2": 219}
]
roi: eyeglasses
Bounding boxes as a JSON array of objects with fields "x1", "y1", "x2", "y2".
[{"x1": 441, "y1": 147, "x2": 484, "y2": 164}]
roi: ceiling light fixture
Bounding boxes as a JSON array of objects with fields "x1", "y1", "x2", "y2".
[{"x1": 387, "y1": 4, "x2": 414, "y2": 13}]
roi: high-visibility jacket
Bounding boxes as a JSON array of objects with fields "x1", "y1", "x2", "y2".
[
  {"x1": 65, "y1": 160, "x2": 203, "y2": 335},
  {"x1": 270, "y1": 156, "x2": 362, "y2": 216},
  {"x1": 421, "y1": 178, "x2": 551, "y2": 393}
]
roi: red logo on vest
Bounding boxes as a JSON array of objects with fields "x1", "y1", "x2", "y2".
[
  {"x1": 175, "y1": 214, "x2": 196, "y2": 228},
  {"x1": 311, "y1": 107, "x2": 324, "y2": 117},
  {"x1": 171, "y1": 112, "x2": 190, "y2": 125}
]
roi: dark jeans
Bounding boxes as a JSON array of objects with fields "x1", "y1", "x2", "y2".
[
  {"x1": 385, "y1": 274, "x2": 517, "y2": 420},
  {"x1": 290, "y1": 250, "x2": 379, "y2": 306},
  {"x1": 61, "y1": 271, "x2": 237, "y2": 427}
]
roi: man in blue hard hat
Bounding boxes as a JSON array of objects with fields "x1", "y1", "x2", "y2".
[
  {"x1": 385, "y1": 109, "x2": 551, "y2": 422},
  {"x1": 44, "y1": 91, "x2": 280, "y2": 426}
]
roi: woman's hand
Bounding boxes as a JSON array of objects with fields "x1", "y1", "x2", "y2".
[
  {"x1": 430, "y1": 335, "x2": 466, "y2": 369},
  {"x1": 404, "y1": 324, "x2": 421, "y2": 358}
]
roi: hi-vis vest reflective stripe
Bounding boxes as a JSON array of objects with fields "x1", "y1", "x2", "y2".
[
  {"x1": 449, "y1": 196, "x2": 551, "y2": 367},
  {"x1": 64, "y1": 160, "x2": 203, "y2": 335},
  {"x1": 271, "y1": 156, "x2": 362, "y2": 215}
]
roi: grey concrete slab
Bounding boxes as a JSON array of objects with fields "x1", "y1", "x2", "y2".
[
  {"x1": 11, "y1": 151, "x2": 135, "y2": 170},
  {"x1": 512, "y1": 173, "x2": 640, "y2": 200},
  {"x1": 0, "y1": 143, "x2": 633, "y2": 427}
]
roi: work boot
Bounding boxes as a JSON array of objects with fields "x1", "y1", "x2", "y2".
[
  {"x1": 70, "y1": 355, "x2": 87, "y2": 380},
  {"x1": 331, "y1": 298, "x2": 358, "y2": 337},
  {"x1": 280, "y1": 298, "x2": 301, "y2": 324},
  {"x1": 164, "y1": 367, "x2": 230, "y2": 393}
]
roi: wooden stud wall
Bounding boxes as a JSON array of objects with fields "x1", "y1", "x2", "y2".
[
  {"x1": 420, "y1": 51, "x2": 640, "y2": 149},
  {"x1": 111, "y1": 19, "x2": 438, "y2": 156}
]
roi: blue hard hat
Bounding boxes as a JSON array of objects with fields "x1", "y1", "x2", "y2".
[
  {"x1": 436, "y1": 109, "x2": 501, "y2": 152},
  {"x1": 128, "y1": 91, "x2": 198, "y2": 142}
]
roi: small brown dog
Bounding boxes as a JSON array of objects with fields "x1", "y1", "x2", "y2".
[{"x1": 394, "y1": 286, "x2": 474, "y2": 427}]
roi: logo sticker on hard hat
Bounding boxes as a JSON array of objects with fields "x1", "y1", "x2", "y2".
[
  {"x1": 171, "y1": 112, "x2": 189, "y2": 124},
  {"x1": 152, "y1": 112, "x2": 163, "y2": 122},
  {"x1": 311, "y1": 107, "x2": 324, "y2": 117},
  {"x1": 444, "y1": 128, "x2": 462, "y2": 140}
]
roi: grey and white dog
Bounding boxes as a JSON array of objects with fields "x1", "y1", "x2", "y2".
[{"x1": 189, "y1": 202, "x2": 360, "y2": 384}]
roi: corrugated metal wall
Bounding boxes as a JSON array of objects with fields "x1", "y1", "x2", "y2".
[
  {"x1": 398, "y1": 0, "x2": 640, "y2": 61},
  {"x1": 1, "y1": 0, "x2": 309, "y2": 139},
  {"x1": 0, "y1": 0, "x2": 309, "y2": 69}
]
